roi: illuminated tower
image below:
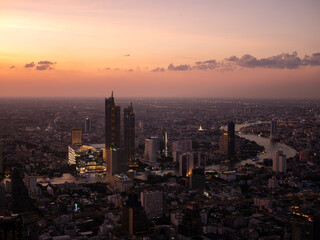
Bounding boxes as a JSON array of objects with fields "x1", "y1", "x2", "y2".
[
  {"x1": 105, "y1": 91, "x2": 121, "y2": 149},
  {"x1": 164, "y1": 132, "x2": 168, "y2": 157},
  {"x1": 227, "y1": 121, "x2": 235, "y2": 159},
  {"x1": 124, "y1": 103, "x2": 135, "y2": 163}
]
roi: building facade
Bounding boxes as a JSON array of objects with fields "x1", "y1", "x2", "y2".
[{"x1": 105, "y1": 92, "x2": 121, "y2": 149}]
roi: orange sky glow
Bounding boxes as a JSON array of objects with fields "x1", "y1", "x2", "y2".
[{"x1": 1, "y1": 0, "x2": 320, "y2": 98}]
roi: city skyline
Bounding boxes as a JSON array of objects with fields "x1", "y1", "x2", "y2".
[{"x1": 0, "y1": 0, "x2": 320, "y2": 98}]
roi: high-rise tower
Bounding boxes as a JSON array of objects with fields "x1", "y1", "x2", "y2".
[
  {"x1": 270, "y1": 120, "x2": 277, "y2": 139},
  {"x1": 105, "y1": 92, "x2": 121, "y2": 149},
  {"x1": 124, "y1": 103, "x2": 135, "y2": 163},
  {"x1": 227, "y1": 121, "x2": 235, "y2": 159}
]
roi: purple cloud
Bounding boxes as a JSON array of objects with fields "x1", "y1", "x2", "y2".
[
  {"x1": 168, "y1": 63, "x2": 190, "y2": 71},
  {"x1": 151, "y1": 67, "x2": 165, "y2": 72},
  {"x1": 25, "y1": 62, "x2": 35, "y2": 68}
]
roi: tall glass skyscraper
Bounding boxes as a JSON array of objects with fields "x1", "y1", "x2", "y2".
[
  {"x1": 105, "y1": 92, "x2": 121, "y2": 149},
  {"x1": 227, "y1": 121, "x2": 235, "y2": 159},
  {"x1": 124, "y1": 103, "x2": 135, "y2": 162}
]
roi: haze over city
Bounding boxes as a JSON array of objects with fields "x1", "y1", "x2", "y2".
[{"x1": 1, "y1": 0, "x2": 320, "y2": 98}]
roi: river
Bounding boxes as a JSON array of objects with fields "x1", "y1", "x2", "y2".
[{"x1": 37, "y1": 122, "x2": 297, "y2": 183}]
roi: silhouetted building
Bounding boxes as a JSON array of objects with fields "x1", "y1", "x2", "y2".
[
  {"x1": 107, "y1": 148, "x2": 127, "y2": 176},
  {"x1": 178, "y1": 203, "x2": 202, "y2": 237},
  {"x1": 227, "y1": 121, "x2": 235, "y2": 159},
  {"x1": 189, "y1": 168, "x2": 205, "y2": 190},
  {"x1": 144, "y1": 137, "x2": 160, "y2": 164},
  {"x1": 179, "y1": 152, "x2": 194, "y2": 177},
  {"x1": 85, "y1": 116, "x2": 92, "y2": 132},
  {"x1": 122, "y1": 193, "x2": 149, "y2": 236},
  {"x1": 270, "y1": 120, "x2": 277, "y2": 139},
  {"x1": 124, "y1": 103, "x2": 135, "y2": 163},
  {"x1": 141, "y1": 191, "x2": 163, "y2": 219},
  {"x1": 194, "y1": 151, "x2": 207, "y2": 168},
  {"x1": 0, "y1": 215, "x2": 22, "y2": 240},
  {"x1": 105, "y1": 92, "x2": 121, "y2": 149},
  {"x1": 292, "y1": 212, "x2": 320, "y2": 240},
  {"x1": 71, "y1": 129, "x2": 82, "y2": 145},
  {"x1": 11, "y1": 169, "x2": 34, "y2": 214},
  {"x1": 0, "y1": 182, "x2": 5, "y2": 216},
  {"x1": 219, "y1": 133, "x2": 228, "y2": 155},
  {"x1": 0, "y1": 139, "x2": 3, "y2": 174},
  {"x1": 273, "y1": 150, "x2": 286, "y2": 173}
]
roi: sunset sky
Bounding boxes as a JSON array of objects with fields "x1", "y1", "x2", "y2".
[{"x1": 1, "y1": 0, "x2": 319, "y2": 98}]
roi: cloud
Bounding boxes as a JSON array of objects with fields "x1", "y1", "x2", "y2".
[
  {"x1": 10, "y1": 66, "x2": 15, "y2": 69},
  {"x1": 38, "y1": 60, "x2": 55, "y2": 65},
  {"x1": 36, "y1": 60, "x2": 56, "y2": 70},
  {"x1": 36, "y1": 65, "x2": 53, "y2": 71},
  {"x1": 303, "y1": 53, "x2": 320, "y2": 66},
  {"x1": 193, "y1": 59, "x2": 218, "y2": 70},
  {"x1": 168, "y1": 63, "x2": 190, "y2": 71},
  {"x1": 151, "y1": 67, "x2": 165, "y2": 72},
  {"x1": 105, "y1": 68, "x2": 111, "y2": 70},
  {"x1": 225, "y1": 52, "x2": 320, "y2": 69},
  {"x1": 25, "y1": 62, "x2": 35, "y2": 68},
  {"x1": 128, "y1": 69, "x2": 133, "y2": 72},
  {"x1": 123, "y1": 54, "x2": 130, "y2": 57}
]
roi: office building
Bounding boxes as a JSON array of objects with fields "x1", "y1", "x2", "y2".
[
  {"x1": 194, "y1": 152, "x2": 206, "y2": 168},
  {"x1": 0, "y1": 139, "x2": 3, "y2": 174},
  {"x1": 178, "y1": 203, "x2": 202, "y2": 237},
  {"x1": 85, "y1": 116, "x2": 92, "y2": 132},
  {"x1": 273, "y1": 150, "x2": 286, "y2": 173},
  {"x1": 71, "y1": 129, "x2": 82, "y2": 145},
  {"x1": 270, "y1": 120, "x2": 277, "y2": 139},
  {"x1": 141, "y1": 191, "x2": 163, "y2": 219},
  {"x1": 112, "y1": 174, "x2": 133, "y2": 192},
  {"x1": 105, "y1": 92, "x2": 121, "y2": 149},
  {"x1": 11, "y1": 168, "x2": 34, "y2": 213},
  {"x1": 0, "y1": 182, "x2": 5, "y2": 216},
  {"x1": 300, "y1": 150, "x2": 309, "y2": 162},
  {"x1": 122, "y1": 193, "x2": 149, "y2": 236},
  {"x1": 0, "y1": 215, "x2": 22, "y2": 240},
  {"x1": 268, "y1": 176, "x2": 279, "y2": 189},
  {"x1": 106, "y1": 148, "x2": 127, "y2": 176},
  {"x1": 219, "y1": 133, "x2": 228, "y2": 155},
  {"x1": 179, "y1": 152, "x2": 194, "y2": 177},
  {"x1": 164, "y1": 132, "x2": 168, "y2": 157},
  {"x1": 24, "y1": 173, "x2": 37, "y2": 195},
  {"x1": 144, "y1": 137, "x2": 160, "y2": 164},
  {"x1": 227, "y1": 121, "x2": 235, "y2": 159},
  {"x1": 124, "y1": 103, "x2": 135, "y2": 163},
  {"x1": 189, "y1": 168, "x2": 206, "y2": 190},
  {"x1": 172, "y1": 139, "x2": 192, "y2": 153},
  {"x1": 68, "y1": 144, "x2": 106, "y2": 174}
]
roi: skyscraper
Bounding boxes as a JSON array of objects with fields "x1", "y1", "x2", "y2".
[
  {"x1": 273, "y1": 150, "x2": 286, "y2": 173},
  {"x1": 270, "y1": 120, "x2": 277, "y2": 139},
  {"x1": 124, "y1": 103, "x2": 135, "y2": 163},
  {"x1": 144, "y1": 137, "x2": 160, "y2": 164},
  {"x1": 0, "y1": 139, "x2": 3, "y2": 174},
  {"x1": 105, "y1": 92, "x2": 121, "y2": 149},
  {"x1": 227, "y1": 121, "x2": 235, "y2": 159},
  {"x1": 71, "y1": 129, "x2": 82, "y2": 145},
  {"x1": 141, "y1": 190, "x2": 163, "y2": 219},
  {"x1": 85, "y1": 116, "x2": 92, "y2": 132},
  {"x1": 122, "y1": 193, "x2": 149, "y2": 236},
  {"x1": 179, "y1": 152, "x2": 194, "y2": 177}
]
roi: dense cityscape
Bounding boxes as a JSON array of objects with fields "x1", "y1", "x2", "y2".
[{"x1": 0, "y1": 96, "x2": 319, "y2": 239}]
